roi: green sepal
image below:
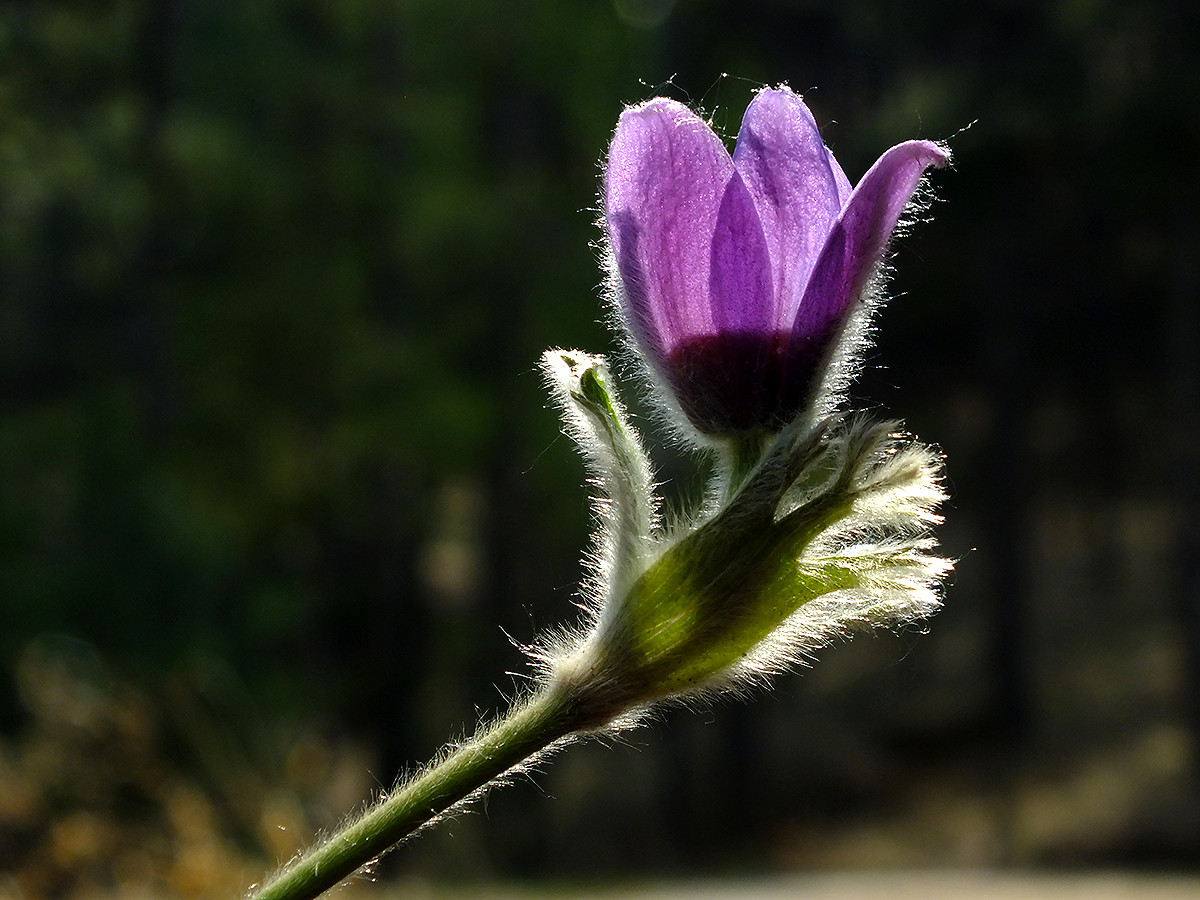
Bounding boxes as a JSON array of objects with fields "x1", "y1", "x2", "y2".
[
  {"x1": 541, "y1": 350, "x2": 657, "y2": 604},
  {"x1": 603, "y1": 474, "x2": 856, "y2": 699}
]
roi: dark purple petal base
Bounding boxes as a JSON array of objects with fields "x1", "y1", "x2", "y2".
[{"x1": 666, "y1": 330, "x2": 829, "y2": 435}]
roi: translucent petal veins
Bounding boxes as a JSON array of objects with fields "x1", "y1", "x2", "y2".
[
  {"x1": 732, "y1": 88, "x2": 844, "y2": 324},
  {"x1": 791, "y1": 139, "x2": 951, "y2": 348},
  {"x1": 605, "y1": 98, "x2": 733, "y2": 356}
]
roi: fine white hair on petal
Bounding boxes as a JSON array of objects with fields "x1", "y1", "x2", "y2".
[{"x1": 804, "y1": 157, "x2": 949, "y2": 426}]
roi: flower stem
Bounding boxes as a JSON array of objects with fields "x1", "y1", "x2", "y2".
[
  {"x1": 723, "y1": 433, "x2": 769, "y2": 503},
  {"x1": 247, "y1": 688, "x2": 581, "y2": 900}
]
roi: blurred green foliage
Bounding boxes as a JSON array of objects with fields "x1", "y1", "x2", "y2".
[{"x1": 0, "y1": 0, "x2": 635, "y2": 699}]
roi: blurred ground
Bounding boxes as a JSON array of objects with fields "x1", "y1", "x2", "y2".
[
  {"x1": 2, "y1": 637, "x2": 1198, "y2": 899},
  {"x1": 344, "y1": 871, "x2": 1200, "y2": 899}
]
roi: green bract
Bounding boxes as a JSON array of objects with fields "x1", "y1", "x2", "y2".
[{"x1": 541, "y1": 350, "x2": 949, "y2": 730}]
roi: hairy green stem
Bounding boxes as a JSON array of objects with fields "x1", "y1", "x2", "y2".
[
  {"x1": 722, "y1": 432, "x2": 769, "y2": 503},
  {"x1": 247, "y1": 689, "x2": 581, "y2": 900}
]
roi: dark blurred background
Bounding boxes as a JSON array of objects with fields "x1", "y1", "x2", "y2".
[{"x1": 2, "y1": 1, "x2": 1198, "y2": 897}]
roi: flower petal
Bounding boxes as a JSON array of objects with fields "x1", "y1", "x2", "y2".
[
  {"x1": 732, "y1": 87, "x2": 846, "y2": 329},
  {"x1": 604, "y1": 99, "x2": 734, "y2": 360},
  {"x1": 709, "y1": 170, "x2": 773, "y2": 335},
  {"x1": 789, "y1": 139, "x2": 950, "y2": 356},
  {"x1": 826, "y1": 146, "x2": 853, "y2": 207}
]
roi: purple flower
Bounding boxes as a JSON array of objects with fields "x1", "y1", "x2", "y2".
[{"x1": 604, "y1": 86, "x2": 949, "y2": 436}]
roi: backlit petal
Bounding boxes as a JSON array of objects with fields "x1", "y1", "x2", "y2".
[
  {"x1": 709, "y1": 170, "x2": 773, "y2": 335},
  {"x1": 605, "y1": 99, "x2": 734, "y2": 359},
  {"x1": 790, "y1": 139, "x2": 949, "y2": 351},
  {"x1": 733, "y1": 87, "x2": 845, "y2": 328}
]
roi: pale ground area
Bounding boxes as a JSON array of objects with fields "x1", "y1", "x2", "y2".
[{"x1": 363, "y1": 871, "x2": 1200, "y2": 900}]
